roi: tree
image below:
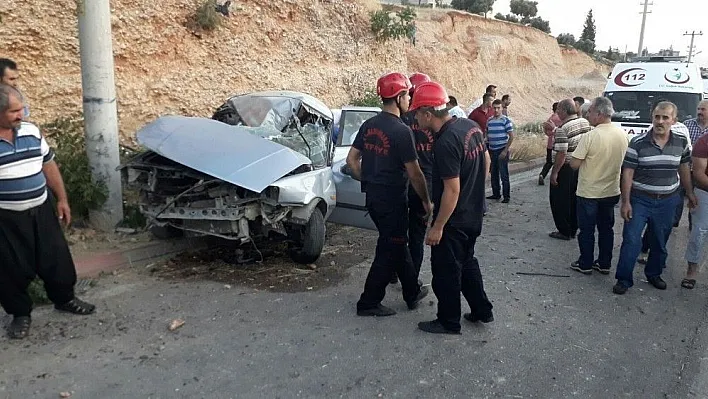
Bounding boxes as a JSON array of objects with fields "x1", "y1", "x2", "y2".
[
  {"x1": 509, "y1": 0, "x2": 538, "y2": 19},
  {"x1": 527, "y1": 16, "x2": 550, "y2": 33},
  {"x1": 556, "y1": 33, "x2": 576, "y2": 46},
  {"x1": 578, "y1": 9, "x2": 596, "y2": 53},
  {"x1": 451, "y1": 0, "x2": 496, "y2": 16},
  {"x1": 494, "y1": 12, "x2": 519, "y2": 23}
]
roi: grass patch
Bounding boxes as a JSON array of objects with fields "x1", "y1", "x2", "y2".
[
  {"x1": 510, "y1": 133, "x2": 546, "y2": 162},
  {"x1": 28, "y1": 279, "x2": 50, "y2": 305}
]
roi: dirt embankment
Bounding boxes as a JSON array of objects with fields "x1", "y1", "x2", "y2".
[{"x1": 0, "y1": 0, "x2": 609, "y2": 141}]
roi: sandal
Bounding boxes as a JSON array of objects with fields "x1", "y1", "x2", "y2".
[
  {"x1": 681, "y1": 278, "x2": 697, "y2": 290},
  {"x1": 55, "y1": 298, "x2": 96, "y2": 315},
  {"x1": 549, "y1": 231, "x2": 571, "y2": 241},
  {"x1": 8, "y1": 316, "x2": 31, "y2": 339}
]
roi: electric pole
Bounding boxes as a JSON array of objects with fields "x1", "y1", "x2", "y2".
[
  {"x1": 77, "y1": 0, "x2": 124, "y2": 231},
  {"x1": 638, "y1": 1, "x2": 652, "y2": 56},
  {"x1": 684, "y1": 31, "x2": 704, "y2": 63}
]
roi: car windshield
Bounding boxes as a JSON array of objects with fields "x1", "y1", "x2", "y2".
[
  {"x1": 213, "y1": 95, "x2": 332, "y2": 167},
  {"x1": 605, "y1": 91, "x2": 702, "y2": 123},
  {"x1": 337, "y1": 110, "x2": 379, "y2": 146}
]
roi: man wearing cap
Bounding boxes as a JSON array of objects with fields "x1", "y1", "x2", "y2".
[
  {"x1": 346, "y1": 72, "x2": 431, "y2": 317},
  {"x1": 411, "y1": 81, "x2": 494, "y2": 334}
]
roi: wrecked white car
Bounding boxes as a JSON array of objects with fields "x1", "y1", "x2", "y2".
[{"x1": 120, "y1": 91, "x2": 339, "y2": 264}]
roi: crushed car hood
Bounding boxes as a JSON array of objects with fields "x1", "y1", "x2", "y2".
[{"x1": 136, "y1": 115, "x2": 312, "y2": 193}]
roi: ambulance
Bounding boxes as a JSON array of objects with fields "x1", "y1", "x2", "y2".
[{"x1": 603, "y1": 57, "x2": 704, "y2": 135}]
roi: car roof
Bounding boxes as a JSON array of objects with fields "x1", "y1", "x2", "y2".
[
  {"x1": 341, "y1": 105, "x2": 382, "y2": 112},
  {"x1": 230, "y1": 91, "x2": 333, "y2": 119}
]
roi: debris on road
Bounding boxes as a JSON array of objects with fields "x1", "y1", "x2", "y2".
[
  {"x1": 168, "y1": 319, "x2": 185, "y2": 331},
  {"x1": 516, "y1": 272, "x2": 571, "y2": 278},
  {"x1": 59, "y1": 392, "x2": 72, "y2": 398}
]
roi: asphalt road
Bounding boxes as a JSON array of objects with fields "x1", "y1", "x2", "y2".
[{"x1": 2, "y1": 170, "x2": 708, "y2": 399}]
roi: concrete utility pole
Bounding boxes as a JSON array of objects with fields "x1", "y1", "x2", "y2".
[
  {"x1": 637, "y1": 1, "x2": 653, "y2": 55},
  {"x1": 684, "y1": 31, "x2": 704, "y2": 63},
  {"x1": 77, "y1": 0, "x2": 124, "y2": 231}
]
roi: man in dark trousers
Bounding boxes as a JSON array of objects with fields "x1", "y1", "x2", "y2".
[
  {"x1": 0, "y1": 84, "x2": 95, "y2": 339},
  {"x1": 346, "y1": 72, "x2": 431, "y2": 317},
  {"x1": 395, "y1": 71, "x2": 432, "y2": 285},
  {"x1": 409, "y1": 81, "x2": 494, "y2": 334},
  {"x1": 549, "y1": 99, "x2": 592, "y2": 240}
]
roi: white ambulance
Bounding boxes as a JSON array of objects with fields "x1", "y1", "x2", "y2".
[{"x1": 603, "y1": 57, "x2": 704, "y2": 135}]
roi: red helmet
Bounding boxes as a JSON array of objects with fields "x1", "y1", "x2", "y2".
[
  {"x1": 409, "y1": 81, "x2": 450, "y2": 111},
  {"x1": 409, "y1": 73, "x2": 431, "y2": 92},
  {"x1": 376, "y1": 72, "x2": 412, "y2": 99}
]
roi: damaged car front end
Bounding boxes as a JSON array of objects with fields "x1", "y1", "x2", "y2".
[{"x1": 120, "y1": 92, "x2": 337, "y2": 263}]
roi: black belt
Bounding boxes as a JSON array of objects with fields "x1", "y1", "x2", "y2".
[{"x1": 632, "y1": 189, "x2": 677, "y2": 199}]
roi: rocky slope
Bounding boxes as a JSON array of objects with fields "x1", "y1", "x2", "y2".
[{"x1": 0, "y1": 0, "x2": 609, "y2": 141}]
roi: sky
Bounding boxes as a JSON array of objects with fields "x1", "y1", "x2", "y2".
[{"x1": 491, "y1": 0, "x2": 707, "y2": 66}]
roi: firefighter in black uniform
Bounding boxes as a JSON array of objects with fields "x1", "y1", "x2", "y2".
[
  {"x1": 389, "y1": 72, "x2": 433, "y2": 285},
  {"x1": 346, "y1": 72, "x2": 432, "y2": 317},
  {"x1": 408, "y1": 81, "x2": 494, "y2": 334}
]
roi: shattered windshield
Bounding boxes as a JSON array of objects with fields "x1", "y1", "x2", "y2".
[
  {"x1": 605, "y1": 91, "x2": 702, "y2": 124},
  {"x1": 212, "y1": 95, "x2": 332, "y2": 167}
]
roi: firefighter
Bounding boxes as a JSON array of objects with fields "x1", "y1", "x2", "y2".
[
  {"x1": 389, "y1": 72, "x2": 433, "y2": 285},
  {"x1": 346, "y1": 72, "x2": 432, "y2": 316},
  {"x1": 409, "y1": 81, "x2": 494, "y2": 334}
]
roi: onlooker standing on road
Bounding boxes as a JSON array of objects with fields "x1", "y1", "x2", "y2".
[
  {"x1": 0, "y1": 84, "x2": 96, "y2": 339},
  {"x1": 573, "y1": 96, "x2": 585, "y2": 112},
  {"x1": 347, "y1": 73, "x2": 431, "y2": 316},
  {"x1": 0, "y1": 58, "x2": 29, "y2": 118},
  {"x1": 682, "y1": 131, "x2": 708, "y2": 289},
  {"x1": 446, "y1": 96, "x2": 468, "y2": 119},
  {"x1": 410, "y1": 81, "x2": 493, "y2": 334},
  {"x1": 501, "y1": 94, "x2": 511, "y2": 116},
  {"x1": 468, "y1": 93, "x2": 495, "y2": 138},
  {"x1": 539, "y1": 102, "x2": 561, "y2": 186},
  {"x1": 613, "y1": 101, "x2": 697, "y2": 295},
  {"x1": 467, "y1": 85, "x2": 497, "y2": 115},
  {"x1": 548, "y1": 99, "x2": 592, "y2": 241},
  {"x1": 685, "y1": 100, "x2": 708, "y2": 144},
  {"x1": 568, "y1": 97, "x2": 628, "y2": 274},
  {"x1": 680, "y1": 101, "x2": 708, "y2": 289},
  {"x1": 486, "y1": 99, "x2": 514, "y2": 203}
]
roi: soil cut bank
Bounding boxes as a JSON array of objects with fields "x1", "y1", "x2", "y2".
[{"x1": 0, "y1": 0, "x2": 610, "y2": 140}]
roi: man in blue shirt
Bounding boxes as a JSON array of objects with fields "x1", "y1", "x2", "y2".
[{"x1": 486, "y1": 99, "x2": 515, "y2": 203}]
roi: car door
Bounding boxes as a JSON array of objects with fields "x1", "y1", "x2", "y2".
[{"x1": 328, "y1": 109, "x2": 379, "y2": 230}]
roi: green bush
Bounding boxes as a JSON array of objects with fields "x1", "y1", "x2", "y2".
[
  {"x1": 28, "y1": 279, "x2": 50, "y2": 305},
  {"x1": 194, "y1": 0, "x2": 222, "y2": 31},
  {"x1": 518, "y1": 121, "x2": 544, "y2": 134},
  {"x1": 351, "y1": 89, "x2": 383, "y2": 108},
  {"x1": 370, "y1": 6, "x2": 416, "y2": 42},
  {"x1": 41, "y1": 115, "x2": 108, "y2": 222}
]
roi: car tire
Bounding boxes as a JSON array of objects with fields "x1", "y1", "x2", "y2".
[
  {"x1": 149, "y1": 225, "x2": 184, "y2": 240},
  {"x1": 289, "y1": 209, "x2": 326, "y2": 264}
]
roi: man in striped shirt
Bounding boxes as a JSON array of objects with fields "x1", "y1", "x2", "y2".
[
  {"x1": 486, "y1": 99, "x2": 514, "y2": 203},
  {"x1": 548, "y1": 99, "x2": 592, "y2": 240},
  {"x1": 685, "y1": 100, "x2": 708, "y2": 144},
  {"x1": 613, "y1": 101, "x2": 697, "y2": 295},
  {"x1": 0, "y1": 84, "x2": 95, "y2": 339}
]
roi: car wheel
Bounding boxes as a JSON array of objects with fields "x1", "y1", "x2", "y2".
[
  {"x1": 149, "y1": 225, "x2": 184, "y2": 240},
  {"x1": 289, "y1": 209, "x2": 326, "y2": 264}
]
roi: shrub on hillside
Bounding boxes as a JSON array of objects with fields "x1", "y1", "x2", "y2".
[
  {"x1": 370, "y1": 6, "x2": 416, "y2": 42},
  {"x1": 41, "y1": 115, "x2": 108, "y2": 222},
  {"x1": 193, "y1": 0, "x2": 223, "y2": 31},
  {"x1": 351, "y1": 89, "x2": 383, "y2": 108}
]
